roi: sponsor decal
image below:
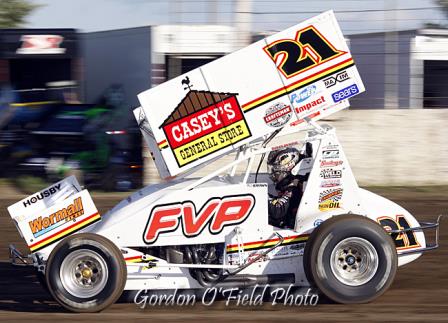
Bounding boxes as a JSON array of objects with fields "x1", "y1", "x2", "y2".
[
  {"x1": 226, "y1": 234, "x2": 309, "y2": 254},
  {"x1": 290, "y1": 85, "x2": 317, "y2": 104},
  {"x1": 264, "y1": 102, "x2": 292, "y2": 127},
  {"x1": 322, "y1": 149, "x2": 339, "y2": 159},
  {"x1": 320, "y1": 179, "x2": 341, "y2": 188},
  {"x1": 295, "y1": 95, "x2": 326, "y2": 115},
  {"x1": 29, "y1": 211, "x2": 101, "y2": 252},
  {"x1": 143, "y1": 194, "x2": 255, "y2": 244},
  {"x1": 332, "y1": 84, "x2": 359, "y2": 103},
  {"x1": 264, "y1": 25, "x2": 345, "y2": 80},
  {"x1": 160, "y1": 80, "x2": 251, "y2": 167},
  {"x1": 17, "y1": 35, "x2": 65, "y2": 54},
  {"x1": 22, "y1": 183, "x2": 62, "y2": 208},
  {"x1": 323, "y1": 70, "x2": 349, "y2": 88},
  {"x1": 271, "y1": 141, "x2": 300, "y2": 151},
  {"x1": 322, "y1": 144, "x2": 339, "y2": 150},
  {"x1": 28, "y1": 197, "x2": 84, "y2": 238},
  {"x1": 318, "y1": 188, "x2": 343, "y2": 211},
  {"x1": 320, "y1": 168, "x2": 342, "y2": 179},
  {"x1": 320, "y1": 160, "x2": 343, "y2": 168}
]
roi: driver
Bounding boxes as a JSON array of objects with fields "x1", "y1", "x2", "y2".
[{"x1": 267, "y1": 147, "x2": 303, "y2": 228}]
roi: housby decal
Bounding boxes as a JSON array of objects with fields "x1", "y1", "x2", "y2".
[{"x1": 22, "y1": 183, "x2": 62, "y2": 208}]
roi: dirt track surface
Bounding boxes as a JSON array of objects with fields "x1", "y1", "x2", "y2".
[{"x1": 0, "y1": 187, "x2": 447, "y2": 322}]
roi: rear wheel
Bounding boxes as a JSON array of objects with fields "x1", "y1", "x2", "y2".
[
  {"x1": 45, "y1": 233, "x2": 126, "y2": 312},
  {"x1": 304, "y1": 214, "x2": 397, "y2": 303}
]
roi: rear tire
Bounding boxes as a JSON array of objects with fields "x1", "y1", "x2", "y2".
[
  {"x1": 45, "y1": 233, "x2": 126, "y2": 312},
  {"x1": 304, "y1": 214, "x2": 397, "y2": 303}
]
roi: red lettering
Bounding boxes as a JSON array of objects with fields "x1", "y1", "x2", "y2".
[
  {"x1": 144, "y1": 206, "x2": 182, "y2": 243},
  {"x1": 182, "y1": 200, "x2": 220, "y2": 236},
  {"x1": 144, "y1": 195, "x2": 255, "y2": 244},
  {"x1": 210, "y1": 197, "x2": 254, "y2": 233},
  {"x1": 163, "y1": 96, "x2": 243, "y2": 149}
]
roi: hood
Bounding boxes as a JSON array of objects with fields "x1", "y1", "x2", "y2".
[{"x1": 89, "y1": 175, "x2": 231, "y2": 233}]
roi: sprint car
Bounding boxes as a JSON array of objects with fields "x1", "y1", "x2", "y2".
[
  {"x1": 7, "y1": 124, "x2": 443, "y2": 312},
  {"x1": 6, "y1": 11, "x2": 444, "y2": 312}
]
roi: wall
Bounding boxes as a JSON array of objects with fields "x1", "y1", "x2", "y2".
[
  {"x1": 348, "y1": 31, "x2": 414, "y2": 109},
  {"x1": 81, "y1": 27, "x2": 151, "y2": 108},
  {"x1": 326, "y1": 109, "x2": 448, "y2": 185},
  {"x1": 143, "y1": 109, "x2": 448, "y2": 186}
]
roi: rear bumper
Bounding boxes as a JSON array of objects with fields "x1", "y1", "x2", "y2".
[
  {"x1": 9, "y1": 244, "x2": 32, "y2": 266},
  {"x1": 390, "y1": 214, "x2": 446, "y2": 256}
]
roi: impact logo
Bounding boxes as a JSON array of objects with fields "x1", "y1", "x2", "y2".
[
  {"x1": 264, "y1": 102, "x2": 292, "y2": 128},
  {"x1": 143, "y1": 195, "x2": 255, "y2": 244},
  {"x1": 29, "y1": 197, "x2": 84, "y2": 238},
  {"x1": 319, "y1": 188, "x2": 343, "y2": 212},
  {"x1": 295, "y1": 96, "x2": 326, "y2": 116},
  {"x1": 23, "y1": 183, "x2": 61, "y2": 208},
  {"x1": 290, "y1": 85, "x2": 317, "y2": 104},
  {"x1": 323, "y1": 70, "x2": 349, "y2": 88},
  {"x1": 159, "y1": 77, "x2": 251, "y2": 167}
]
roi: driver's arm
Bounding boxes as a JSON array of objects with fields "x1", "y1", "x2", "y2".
[{"x1": 268, "y1": 190, "x2": 293, "y2": 222}]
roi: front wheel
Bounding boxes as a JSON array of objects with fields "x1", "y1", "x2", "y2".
[
  {"x1": 45, "y1": 233, "x2": 127, "y2": 312},
  {"x1": 304, "y1": 214, "x2": 397, "y2": 303}
]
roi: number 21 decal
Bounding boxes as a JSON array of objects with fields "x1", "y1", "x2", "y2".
[
  {"x1": 264, "y1": 26, "x2": 345, "y2": 79},
  {"x1": 377, "y1": 215, "x2": 420, "y2": 250}
]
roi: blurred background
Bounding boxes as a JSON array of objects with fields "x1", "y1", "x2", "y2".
[{"x1": 0, "y1": 0, "x2": 447, "y2": 192}]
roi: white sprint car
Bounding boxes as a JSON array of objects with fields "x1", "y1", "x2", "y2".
[
  {"x1": 6, "y1": 11, "x2": 443, "y2": 312},
  {"x1": 7, "y1": 124, "x2": 442, "y2": 312}
]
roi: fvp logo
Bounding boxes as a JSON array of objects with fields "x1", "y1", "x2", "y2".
[{"x1": 143, "y1": 194, "x2": 255, "y2": 244}]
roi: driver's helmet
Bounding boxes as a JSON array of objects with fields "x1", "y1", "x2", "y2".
[{"x1": 267, "y1": 147, "x2": 300, "y2": 183}]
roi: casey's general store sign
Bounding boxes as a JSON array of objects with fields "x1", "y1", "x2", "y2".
[{"x1": 160, "y1": 89, "x2": 251, "y2": 166}]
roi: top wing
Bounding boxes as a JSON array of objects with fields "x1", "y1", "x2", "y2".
[{"x1": 136, "y1": 10, "x2": 365, "y2": 178}]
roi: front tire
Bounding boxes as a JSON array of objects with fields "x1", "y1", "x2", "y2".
[
  {"x1": 304, "y1": 214, "x2": 397, "y2": 303},
  {"x1": 45, "y1": 233, "x2": 126, "y2": 312}
]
